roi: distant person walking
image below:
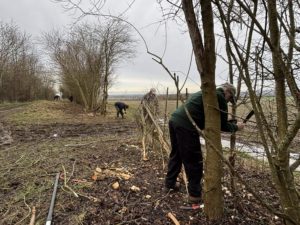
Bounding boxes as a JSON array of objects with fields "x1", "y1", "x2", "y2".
[{"x1": 114, "y1": 102, "x2": 129, "y2": 119}]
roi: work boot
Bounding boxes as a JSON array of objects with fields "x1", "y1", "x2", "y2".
[
  {"x1": 188, "y1": 195, "x2": 202, "y2": 204},
  {"x1": 165, "y1": 182, "x2": 181, "y2": 193}
]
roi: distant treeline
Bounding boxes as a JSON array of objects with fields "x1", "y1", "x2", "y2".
[{"x1": 0, "y1": 21, "x2": 55, "y2": 102}]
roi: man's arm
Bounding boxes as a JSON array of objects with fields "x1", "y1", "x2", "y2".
[
  {"x1": 154, "y1": 97, "x2": 159, "y2": 114},
  {"x1": 218, "y1": 94, "x2": 239, "y2": 132}
]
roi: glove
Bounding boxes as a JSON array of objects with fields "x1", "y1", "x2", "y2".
[{"x1": 228, "y1": 119, "x2": 237, "y2": 124}]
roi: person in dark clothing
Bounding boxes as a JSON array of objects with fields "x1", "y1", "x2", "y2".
[
  {"x1": 114, "y1": 102, "x2": 129, "y2": 118},
  {"x1": 69, "y1": 96, "x2": 73, "y2": 102},
  {"x1": 53, "y1": 94, "x2": 60, "y2": 100},
  {"x1": 165, "y1": 83, "x2": 245, "y2": 203}
]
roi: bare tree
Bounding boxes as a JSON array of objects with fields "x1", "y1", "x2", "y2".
[
  {"x1": 214, "y1": 0, "x2": 300, "y2": 223},
  {"x1": 97, "y1": 19, "x2": 136, "y2": 114},
  {"x1": 0, "y1": 21, "x2": 54, "y2": 102},
  {"x1": 44, "y1": 21, "x2": 135, "y2": 111}
]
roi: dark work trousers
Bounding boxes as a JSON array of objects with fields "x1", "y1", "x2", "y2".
[
  {"x1": 165, "y1": 120, "x2": 203, "y2": 197},
  {"x1": 115, "y1": 106, "x2": 124, "y2": 118}
]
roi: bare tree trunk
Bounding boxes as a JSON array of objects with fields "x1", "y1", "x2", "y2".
[
  {"x1": 175, "y1": 74, "x2": 179, "y2": 109},
  {"x1": 163, "y1": 87, "x2": 169, "y2": 135},
  {"x1": 267, "y1": 0, "x2": 300, "y2": 223},
  {"x1": 76, "y1": 79, "x2": 89, "y2": 110},
  {"x1": 100, "y1": 72, "x2": 108, "y2": 115},
  {"x1": 100, "y1": 43, "x2": 110, "y2": 115},
  {"x1": 182, "y1": 0, "x2": 223, "y2": 219}
]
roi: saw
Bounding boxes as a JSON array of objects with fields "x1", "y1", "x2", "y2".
[
  {"x1": 228, "y1": 110, "x2": 254, "y2": 124},
  {"x1": 243, "y1": 110, "x2": 254, "y2": 123}
]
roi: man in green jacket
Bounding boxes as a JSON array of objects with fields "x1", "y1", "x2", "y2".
[{"x1": 165, "y1": 83, "x2": 245, "y2": 203}]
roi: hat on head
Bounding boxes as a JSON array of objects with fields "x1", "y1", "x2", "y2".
[
  {"x1": 221, "y1": 83, "x2": 236, "y2": 104},
  {"x1": 150, "y1": 88, "x2": 156, "y2": 94}
]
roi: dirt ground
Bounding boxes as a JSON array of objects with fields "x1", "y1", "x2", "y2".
[{"x1": 0, "y1": 100, "x2": 287, "y2": 225}]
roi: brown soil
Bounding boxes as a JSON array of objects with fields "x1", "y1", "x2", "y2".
[{"x1": 0, "y1": 101, "x2": 284, "y2": 225}]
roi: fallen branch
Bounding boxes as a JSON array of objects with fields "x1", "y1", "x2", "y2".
[
  {"x1": 92, "y1": 167, "x2": 132, "y2": 181},
  {"x1": 167, "y1": 212, "x2": 180, "y2": 225},
  {"x1": 290, "y1": 156, "x2": 300, "y2": 172},
  {"x1": 67, "y1": 160, "x2": 76, "y2": 183},
  {"x1": 15, "y1": 196, "x2": 31, "y2": 225},
  {"x1": 64, "y1": 141, "x2": 97, "y2": 147},
  {"x1": 29, "y1": 206, "x2": 36, "y2": 225},
  {"x1": 61, "y1": 165, "x2": 100, "y2": 202},
  {"x1": 62, "y1": 165, "x2": 79, "y2": 197}
]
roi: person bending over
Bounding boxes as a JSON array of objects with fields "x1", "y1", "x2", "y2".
[
  {"x1": 165, "y1": 83, "x2": 245, "y2": 203},
  {"x1": 114, "y1": 102, "x2": 129, "y2": 118}
]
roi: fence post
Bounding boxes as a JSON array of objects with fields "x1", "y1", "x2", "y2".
[
  {"x1": 163, "y1": 87, "x2": 169, "y2": 135},
  {"x1": 175, "y1": 74, "x2": 179, "y2": 109}
]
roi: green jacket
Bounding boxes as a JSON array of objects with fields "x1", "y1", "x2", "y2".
[{"x1": 170, "y1": 88, "x2": 238, "y2": 132}]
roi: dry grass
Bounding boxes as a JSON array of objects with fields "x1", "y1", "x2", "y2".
[{"x1": 0, "y1": 100, "x2": 138, "y2": 224}]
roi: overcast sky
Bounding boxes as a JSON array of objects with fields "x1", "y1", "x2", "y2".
[{"x1": 0, "y1": 0, "x2": 229, "y2": 95}]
